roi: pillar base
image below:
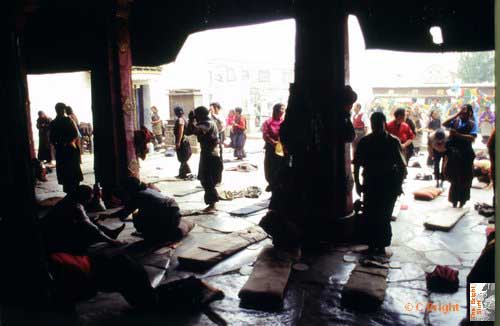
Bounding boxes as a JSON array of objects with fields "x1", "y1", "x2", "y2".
[{"x1": 302, "y1": 211, "x2": 357, "y2": 246}]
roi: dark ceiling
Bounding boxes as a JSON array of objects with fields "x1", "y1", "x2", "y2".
[{"x1": 21, "y1": 0, "x2": 494, "y2": 74}]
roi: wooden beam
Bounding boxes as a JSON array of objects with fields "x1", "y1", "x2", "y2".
[{"x1": 91, "y1": 0, "x2": 139, "y2": 201}]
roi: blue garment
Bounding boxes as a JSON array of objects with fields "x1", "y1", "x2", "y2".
[{"x1": 450, "y1": 118, "x2": 477, "y2": 136}]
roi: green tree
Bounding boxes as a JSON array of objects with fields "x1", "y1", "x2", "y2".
[{"x1": 457, "y1": 52, "x2": 495, "y2": 83}]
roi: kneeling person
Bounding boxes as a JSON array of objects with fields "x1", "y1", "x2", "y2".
[
  {"x1": 41, "y1": 185, "x2": 125, "y2": 255},
  {"x1": 104, "y1": 177, "x2": 181, "y2": 242}
]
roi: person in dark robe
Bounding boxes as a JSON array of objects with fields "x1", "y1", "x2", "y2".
[
  {"x1": 231, "y1": 107, "x2": 247, "y2": 160},
  {"x1": 353, "y1": 112, "x2": 407, "y2": 256},
  {"x1": 50, "y1": 102, "x2": 83, "y2": 194},
  {"x1": 209, "y1": 102, "x2": 226, "y2": 159},
  {"x1": 442, "y1": 104, "x2": 477, "y2": 208},
  {"x1": 101, "y1": 176, "x2": 182, "y2": 242},
  {"x1": 151, "y1": 106, "x2": 163, "y2": 147},
  {"x1": 262, "y1": 103, "x2": 286, "y2": 192},
  {"x1": 173, "y1": 106, "x2": 192, "y2": 179},
  {"x1": 185, "y1": 106, "x2": 223, "y2": 213},
  {"x1": 426, "y1": 109, "x2": 442, "y2": 166},
  {"x1": 65, "y1": 105, "x2": 83, "y2": 157},
  {"x1": 41, "y1": 185, "x2": 125, "y2": 255},
  {"x1": 36, "y1": 110, "x2": 53, "y2": 164},
  {"x1": 404, "y1": 108, "x2": 417, "y2": 159}
]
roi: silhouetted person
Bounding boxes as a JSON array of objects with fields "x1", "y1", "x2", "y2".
[
  {"x1": 173, "y1": 106, "x2": 192, "y2": 179},
  {"x1": 185, "y1": 106, "x2": 223, "y2": 212},
  {"x1": 353, "y1": 112, "x2": 407, "y2": 256},
  {"x1": 36, "y1": 110, "x2": 53, "y2": 164},
  {"x1": 65, "y1": 105, "x2": 83, "y2": 156},
  {"x1": 443, "y1": 104, "x2": 477, "y2": 208},
  {"x1": 102, "y1": 177, "x2": 181, "y2": 242},
  {"x1": 209, "y1": 102, "x2": 226, "y2": 159},
  {"x1": 428, "y1": 128, "x2": 448, "y2": 188},
  {"x1": 50, "y1": 102, "x2": 83, "y2": 194},
  {"x1": 41, "y1": 185, "x2": 125, "y2": 255}
]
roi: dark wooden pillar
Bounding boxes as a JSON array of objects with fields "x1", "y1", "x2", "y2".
[
  {"x1": 91, "y1": 0, "x2": 138, "y2": 199},
  {"x1": 0, "y1": 2, "x2": 49, "y2": 305},
  {"x1": 281, "y1": 0, "x2": 351, "y2": 242}
]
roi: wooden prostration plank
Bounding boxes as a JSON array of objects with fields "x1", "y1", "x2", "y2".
[
  {"x1": 342, "y1": 263, "x2": 389, "y2": 312},
  {"x1": 177, "y1": 226, "x2": 267, "y2": 271},
  {"x1": 423, "y1": 207, "x2": 469, "y2": 231},
  {"x1": 238, "y1": 245, "x2": 299, "y2": 311}
]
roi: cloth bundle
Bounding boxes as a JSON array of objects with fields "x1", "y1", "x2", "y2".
[
  {"x1": 226, "y1": 163, "x2": 258, "y2": 172},
  {"x1": 413, "y1": 186, "x2": 442, "y2": 201},
  {"x1": 218, "y1": 186, "x2": 262, "y2": 200},
  {"x1": 425, "y1": 265, "x2": 459, "y2": 293},
  {"x1": 475, "y1": 202, "x2": 495, "y2": 217}
]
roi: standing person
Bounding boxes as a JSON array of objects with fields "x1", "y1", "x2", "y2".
[
  {"x1": 65, "y1": 106, "x2": 82, "y2": 156},
  {"x1": 428, "y1": 128, "x2": 448, "y2": 188},
  {"x1": 36, "y1": 110, "x2": 53, "y2": 164},
  {"x1": 353, "y1": 112, "x2": 407, "y2": 256},
  {"x1": 351, "y1": 103, "x2": 369, "y2": 155},
  {"x1": 262, "y1": 103, "x2": 286, "y2": 192},
  {"x1": 50, "y1": 102, "x2": 83, "y2": 194},
  {"x1": 209, "y1": 102, "x2": 226, "y2": 158},
  {"x1": 231, "y1": 107, "x2": 247, "y2": 160},
  {"x1": 225, "y1": 109, "x2": 236, "y2": 147},
  {"x1": 151, "y1": 106, "x2": 163, "y2": 148},
  {"x1": 479, "y1": 105, "x2": 495, "y2": 144},
  {"x1": 442, "y1": 104, "x2": 477, "y2": 208},
  {"x1": 386, "y1": 108, "x2": 415, "y2": 162},
  {"x1": 404, "y1": 108, "x2": 417, "y2": 159},
  {"x1": 427, "y1": 109, "x2": 442, "y2": 131},
  {"x1": 173, "y1": 106, "x2": 192, "y2": 179},
  {"x1": 410, "y1": 105, "x2": 424, "y2": 155},
  {"x1": 185, "y1": 106, "x2": 223, "y2": 213},
  {"x1": 426, "y1": 109, "x2": 442, "y2": 166}
]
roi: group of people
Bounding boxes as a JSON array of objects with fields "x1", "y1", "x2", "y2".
[
  {"x1": 352, "y1": 100, "x2": 496, "y2": 256},
  {"x1": 171, "y1": 102, "x2": 287, "y2": 212},
  {"x1": 40, "y1": 175, "x2": 220, "y2": 311}
]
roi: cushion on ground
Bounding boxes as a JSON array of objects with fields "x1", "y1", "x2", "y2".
[
  {"x1": 238, "y1": 245, "x2": 299, "y2": 311},
  {"x1": 423, "y1": 207, "x2": 469, "y2": 231},
  {"x1": 341, "y1": 263, "x2": 389, "y2": 312},
  {"x1": 177, "y1": 226, "x2": 268, "y2": 271},
  {"x1": 413, "y1": 186, "x2": 442, "y2": 201}
]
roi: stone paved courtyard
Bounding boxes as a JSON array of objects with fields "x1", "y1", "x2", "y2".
[{"x1": 26, "y1": 137, "x2": 494, "y2": 326}]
